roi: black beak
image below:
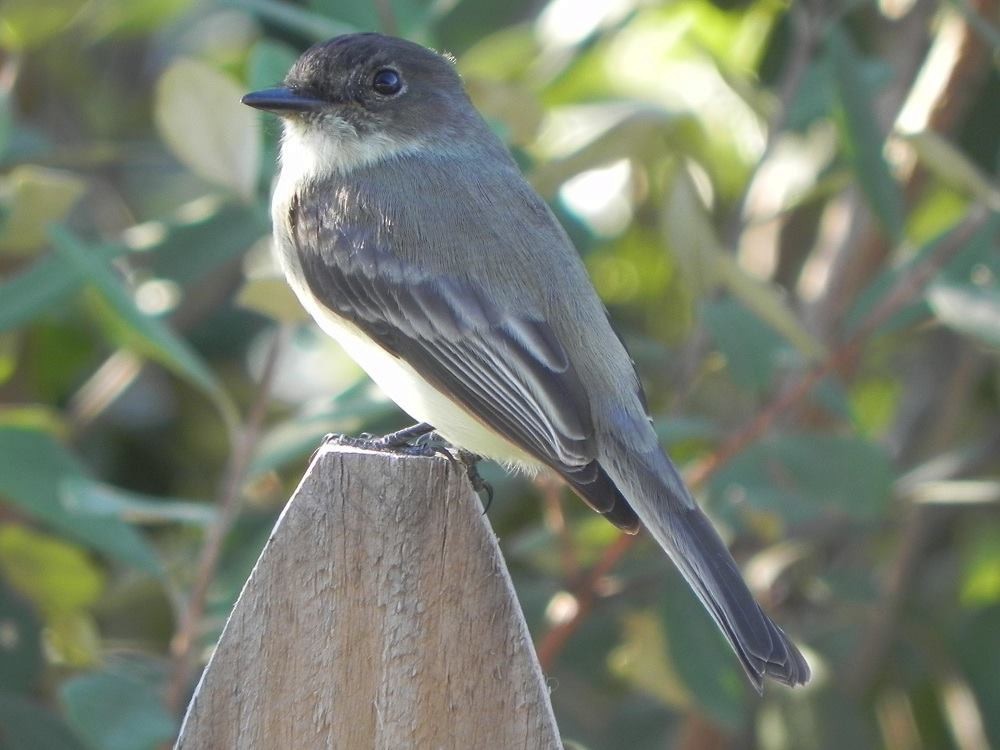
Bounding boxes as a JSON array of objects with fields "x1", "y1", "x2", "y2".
[{"x1": 241, "y1": 87, "x2": 325, "y2": 114}]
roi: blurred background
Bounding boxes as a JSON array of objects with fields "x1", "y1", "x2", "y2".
[{"x1": 1, "y1": 0, "x2": 999, "y2": 747}]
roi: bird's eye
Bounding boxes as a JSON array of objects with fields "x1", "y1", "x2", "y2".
[{"x1": 372, "y1": 68, "x2": 403, "y2": 96}]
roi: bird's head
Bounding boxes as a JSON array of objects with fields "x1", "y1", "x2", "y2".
[{"x1": 243, "y1": 33, "x2": 481, "y2": 176}]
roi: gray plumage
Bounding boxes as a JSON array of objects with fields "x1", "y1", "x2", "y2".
[{"x1": 244, "y1": 32, "x2": 810, "y2": 691}]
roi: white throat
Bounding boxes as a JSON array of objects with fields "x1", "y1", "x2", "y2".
[{"x1": 276, "y1": 117, "x2": 420, "y2": 189}]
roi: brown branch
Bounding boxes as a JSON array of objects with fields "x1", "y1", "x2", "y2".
[
  {"x1": 165, "y1": 327, "x2": 288, "y2": 713},
  {"x1": 536, "y1": 208, "x2": 991, "y2": 671}
]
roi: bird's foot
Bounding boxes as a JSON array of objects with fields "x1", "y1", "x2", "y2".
[
  {"x1": 318, "y1": 426, "x2": 494, "y2": 505},
  {"x1": 319, "y1": 422, "x2": 440, "y2": 458}
]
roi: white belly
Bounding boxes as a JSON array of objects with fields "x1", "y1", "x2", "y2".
[{"x1": 285, "y1": 268, "x2": 536, "y2": 466}]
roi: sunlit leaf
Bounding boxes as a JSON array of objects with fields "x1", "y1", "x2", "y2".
[
  {"x1": 609, "y1": 611, "x2": 689, "y2": 709},
  {"x1": 826, "y1": 27, "x2": 905, "y2": 242},
  {"x1": 713, "y1": 252, "x2": 825, "y2": 361},
  {"x1": 0, "y1": 526, "x2": 104, "y2": 618},
  {"x1": 50, "y1": 226, "x2": 236, "y2": 429},
  {"x1": 849, "y1": 378, "x2": 900, "y2": 437},
  {"x1": 0, "y1": 0, "x2": 87, "y2": 49},
  {"x1": 662, "y1": 165, "x2": 719, "y2": 298},
  {"x1": 236, "y1": 276, "x2": 309, "y2": 323},
  {"x1": 154, "y1": 58, "x2": 260, "y2": 200},
  {"x1": 961, "y1": 526, "x2": 1000, "y2": 606},
  {"x1": 0, "y1": 427, "x2": 160, "y2": 572},
  {"x1": 900, "y1": 130, "x2": 1000, "y2": 209},
  {"x1": 0, "y1": 166, "x2": 86, "y2": 255},
  {"x1": 0, "y1": 405, "x2": 67, "y2": 437},
  {"x1": 60, "y1": 670, "x2": 176, "y2": 750},
  {"x1": 60, "y1": 478, "x2": 215, "y2": 526},
  {"x1": 81, "y1": 0, "x2": 194, "y2": 38},
  {"x1": 927, "y1": 280, "x2": 1000, "y2": 347},
  {"x1": 533, "y1": 107, "x2": 690, "y2": 197}
]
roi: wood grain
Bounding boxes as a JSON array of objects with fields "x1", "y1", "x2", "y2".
[{"x1": 176, "y1": 444, "x2": 561, "y2": 749}]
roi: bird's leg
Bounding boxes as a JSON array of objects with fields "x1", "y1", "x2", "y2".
[{"x1": 456, "y1": 449, "x2": 494, "y2": 511}]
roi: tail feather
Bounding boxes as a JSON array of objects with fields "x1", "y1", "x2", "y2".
[{"x1": 599, "y1": 439, "x2": 810, "y2": 690}]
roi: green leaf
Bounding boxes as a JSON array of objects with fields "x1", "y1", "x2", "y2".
[
  {"x1": 710, "y1": 433, "x2": 894, "y2": 523},
  {"x1": 0, "y1": 691, "x2": 87, "y2": 750},
  {"x1": 955, "y1": 606, "x2": 1000, "y2": 746},
  {"x1": 251, "y1": 379, "x2": 396, "y2": 475},
  {"x1": 609, "y1": 611, "x2": 689, "y2": 710},
  {"x1": 662, "y1": 165, "x2": 721, "y2": 298},
  {"x1": 236, "y1": 276, "x2": 309, "y2": 323},
  {"x1": 0, "y1": 584, "x2": 43, "y2": 694},
  {"x1": 652, "y1": 415, "x2": 719, "y2": 445},
  {"x1": 961, "y1": 526, "x2": 1000, "y2": 606},
  {"x1": 60, "y1": 670, "x2": 176, "y2": 750},
  {"x1": 900, "y1": 130, "x2": 1000, "y2": 209},
  {"x1": 848, "y1": 212, "x2": 1000, "y2": 335},
  {"x1": 0, "y1": 242, "x2": 122, "y2": 332},
  {"x1": 927, "y1": 280, "x2": 1000, "y2": 348},
  {"x1": 225, "y1": 0, "x2": 353, "y2": 40},
  {"x1": 660, "y1": 576, "x2": 747, "y2": 728},
  {"x1": 0, "y1": 427, "x2": 160, "y2": 573},
  {"x1": 49, "y1": 226, "x2": 236, "y2": 429},
  {"x1": 81, "y1": 0, "x2": 194, "y2": 38},
  {"x1": 713, "y1": 251, "x2": 825, "y2": 361},
  {"x1": 154, "y1": 58, "x2": 260, "y2": 200},
  {"x1": 0, "y1": 0, "x2": 88, "y2": 49},
  {"x1": 0, "y1": 526, "x2": 104, "y2": 618},
  {"x1": 702, "y1": 297, "x2": 791, "y2": 390},
  {"x1": 141, "y1": 198, "x2": 270, "y2": 285},
  {"x1": 0, "y1": 166, "x2": 87, "y2": 255},
  {"x1": 60, "y1": 478, "x2": 215, "y2": 526},
  {"x1": 663, "y1": 168, "x2": 824, "y2": 362},
  {"x1": 826, "y1": 27, "x2": 905, "y2": 242},
  {"x1": 247, "y1": 39, "x2": 300, "y2": 91}
]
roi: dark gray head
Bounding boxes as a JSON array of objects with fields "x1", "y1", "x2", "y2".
[{"x1": 243, "y1": 33, "x2": 485, "y2": 171}]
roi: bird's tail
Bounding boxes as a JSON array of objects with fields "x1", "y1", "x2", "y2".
[{"x1": 600, "y1": 437, "x2": 810, "y2": 691}]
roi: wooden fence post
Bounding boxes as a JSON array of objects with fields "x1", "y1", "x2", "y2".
[{"x1": 175, "y1": 444, "x2": 562, "y2": 749}]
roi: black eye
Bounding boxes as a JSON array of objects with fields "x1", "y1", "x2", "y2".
[{"x1": 372, "y1": 68, "x2": 403, "y2": 96}]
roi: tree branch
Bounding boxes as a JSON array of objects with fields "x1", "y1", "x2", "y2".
[{"x1": 166, "y1": 327, "x2": 287, "y2": 713}]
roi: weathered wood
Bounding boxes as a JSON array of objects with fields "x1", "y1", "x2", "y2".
[{"x1": 176, "y1": 444, "x2": 561, "y2": 749}]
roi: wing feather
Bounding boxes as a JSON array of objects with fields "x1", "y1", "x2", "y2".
[{"x1": 294, "y1": 217, "x2": 637, "y2": 527}]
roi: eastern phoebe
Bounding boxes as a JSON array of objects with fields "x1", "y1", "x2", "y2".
[{"x1": 242, "y1": 33, "x2": 809, "y2": 690}]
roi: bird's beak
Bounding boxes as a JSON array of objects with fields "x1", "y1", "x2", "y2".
[{"x1": 241, "y1": 87, "x2": 325, "y2": 114}]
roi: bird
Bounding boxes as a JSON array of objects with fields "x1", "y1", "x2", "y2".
[{"x1": 241, "y1": 32, "x2": 810, "y2": 692}]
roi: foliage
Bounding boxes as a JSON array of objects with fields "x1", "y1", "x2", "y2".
[{"x1": 1, "y1": 0, "x2": 998, "y2": 748}]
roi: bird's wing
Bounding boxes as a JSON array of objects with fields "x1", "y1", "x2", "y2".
[{"x1": 292, "y1": 215, "x2": 639, "y2": 531}]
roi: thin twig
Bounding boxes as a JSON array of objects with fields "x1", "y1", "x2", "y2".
[
  {"x1": 538, "y1": 475, "x2": 580, "y2": 582},
  {"x1": 166, "y1": 326, "x2": 288, "y2": 714},
  {"x1": 536, "y1": 208, "x2": 991, "y2": 671}
]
